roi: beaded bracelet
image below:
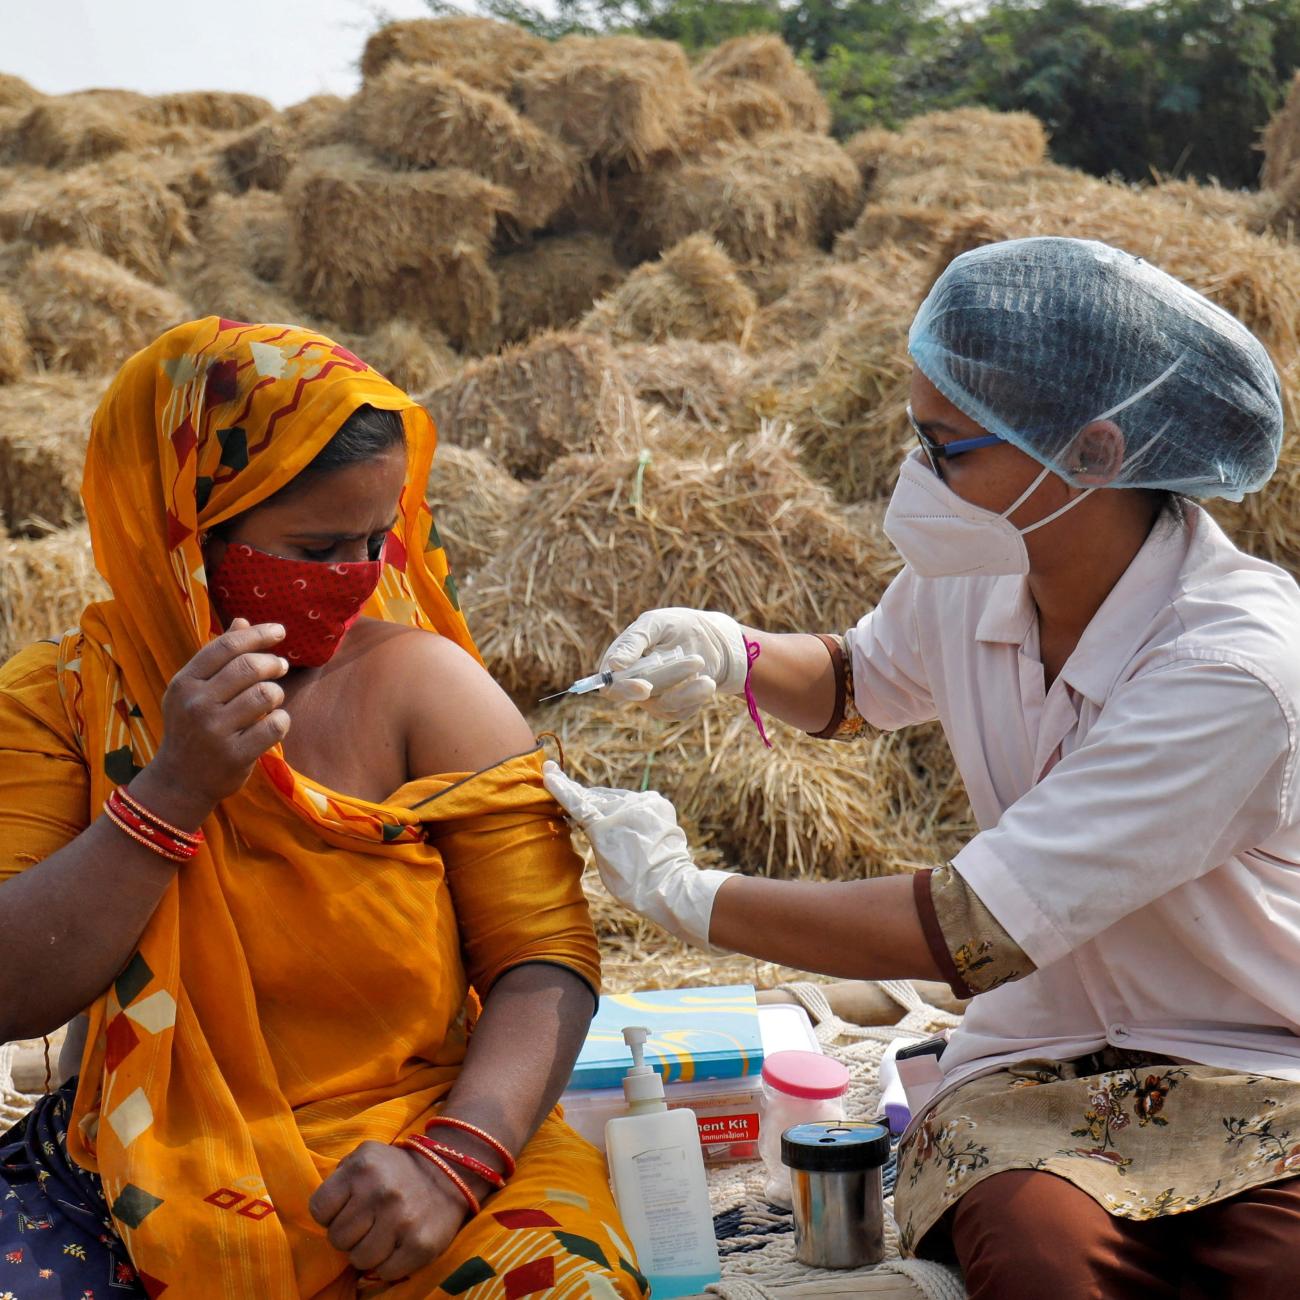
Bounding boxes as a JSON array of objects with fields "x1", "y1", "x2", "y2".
[
  {"x1": 424, "y1": 1116, "x2": 517, "y2": 1178},
  {"x1": 398, "y1": 1138, "x2": 481, "y2": 1217},
  {"x1": 104, "y1": 789, "x2": 200, "y2": 862},
  {"x1": 405, "y1": 1134, "x2": 506, "y2": 1191}
]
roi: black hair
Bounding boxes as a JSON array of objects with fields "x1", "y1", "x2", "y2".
[{"x1": 300, "y1": 404, "x2": 406, "y2": 479}]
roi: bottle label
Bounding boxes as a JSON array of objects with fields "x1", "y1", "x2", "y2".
[{"x1": 630, "y1": 1145, "x2": 713, "y2": 1271}]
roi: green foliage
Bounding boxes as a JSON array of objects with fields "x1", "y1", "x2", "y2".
[{"x1": 422, "y1": 0, "x2": 1299, "y2": 185}]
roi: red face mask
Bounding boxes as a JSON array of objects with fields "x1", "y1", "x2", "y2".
[{"x1": 208, "y1": 543, "x2": 383, "y2": 667}]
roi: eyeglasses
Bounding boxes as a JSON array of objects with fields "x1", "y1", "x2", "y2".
[{"x1": 906, "y1": 405, "x2": 1004, "y2": 476}]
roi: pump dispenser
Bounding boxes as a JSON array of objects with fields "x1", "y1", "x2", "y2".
[{"x1": 604, "y1": 1027, "x2": 721, "y2": 1298}]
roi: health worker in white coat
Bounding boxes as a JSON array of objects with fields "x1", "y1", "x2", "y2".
[{"x1": 543, "y1": 237, "x2": 1300, "y2": 1299}]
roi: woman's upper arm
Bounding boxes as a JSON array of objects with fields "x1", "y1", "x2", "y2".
[
  {"x1": 0, "y1": 644, "x2": 89, "y2": 883},
  {"x1": 398, "y1": 632, "x2": 536, "y2": 780}
]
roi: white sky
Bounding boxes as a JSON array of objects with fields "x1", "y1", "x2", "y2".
[{"x1": 2, "y1": 0, "x2": 441, "y2": 108}]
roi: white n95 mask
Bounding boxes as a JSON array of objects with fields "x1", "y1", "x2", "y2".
[{"x1": 883, "y1": 450, "x2": 1093, "y2": 578}]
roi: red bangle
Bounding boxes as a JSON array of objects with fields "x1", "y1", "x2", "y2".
[
  {"x1": 116, "y1": 785, "x2": 205, "y2": 845},
  {"x1": 102, "y1": 800, "x2": 194, "y2": 863},
  {"x1": 105, "y1": 780, "x2": 200, "y2": 863},
  {"x1": 424, "y1": 1116, "x2": 516, "y2": 1178},
  {"x1": 405, "y1": 1134, "x2": 506, "y2": 1190},
  {"x1": 398, "y1": 1138, "x2": 481, "y2": 1216}
]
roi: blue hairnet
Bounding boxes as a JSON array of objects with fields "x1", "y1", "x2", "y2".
[{"x1": 908, "y1": 236, "x2": 1284, "y2": 501}]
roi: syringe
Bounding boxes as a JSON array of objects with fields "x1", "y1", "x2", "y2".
[{"x1": 538, "y1": 646, "x2": 700, "y2": 703}]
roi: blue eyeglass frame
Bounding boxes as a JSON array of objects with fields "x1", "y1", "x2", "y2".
[{"x1": 906, "y1": 405, "x2": 1004, "y2": 475}]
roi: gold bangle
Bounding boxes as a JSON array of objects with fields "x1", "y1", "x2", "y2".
[{"x1": 102, "y1": 804, "x2": 190, "y2": 864}]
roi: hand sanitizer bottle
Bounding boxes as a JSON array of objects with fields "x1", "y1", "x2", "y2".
[{"x1": 604, "y1": 1026, "x2": 722, "y2": 1299}]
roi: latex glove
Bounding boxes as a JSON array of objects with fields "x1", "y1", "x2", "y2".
[
  {"x1": 600, "y1": 608, "x2": 747, "y2": 721},
  {"x1": 543, "y1": 761, "x2": 732, "y2": 951}
]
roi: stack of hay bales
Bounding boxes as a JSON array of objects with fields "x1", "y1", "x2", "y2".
[
  {"x1": 424, "y1": 331, "x2": 645, "y2": 477},
  {"x1": 0, "y1": 526, "x2": 107, "y2": 664},
  {"x1": 1260, "y1": 72, "x2": 1300, "y2": 236},
  {"x1": 492, "y1": 233, "x2": 627, "y2": 344},
  {"x1": 580, "y1": 234, "x2": 757, "y2": 345},
  {"x1": 0, "y1": 292, "x2": 31, "y2": 383},
  {"x1": 425, "y1": 444, "x2": 527, "y2": 575},
  {"x1": 360, "y1": 15, "x2": 548, "y2": 94},
  {"x1": 466, "y1": 425, "x2": 901, "y2": 703}
]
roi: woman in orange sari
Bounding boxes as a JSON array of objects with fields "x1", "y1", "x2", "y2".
[{"x1": 0, "y1": 318, "x2": 645, "y2": 1299}]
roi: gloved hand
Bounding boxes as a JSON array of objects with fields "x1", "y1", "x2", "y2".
[
  {"x1": 600, "y1": 608, "x2": 747, "y2": 721},
  {"x1": 543, "y1": 761, "x2": 732, "y2": 951}
]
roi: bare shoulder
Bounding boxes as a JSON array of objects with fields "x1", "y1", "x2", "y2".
[{"x1": 375, "y1": 626, "x2": 536, "y2": 778}]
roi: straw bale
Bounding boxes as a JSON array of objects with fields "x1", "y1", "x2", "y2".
[
  {"x1": 0, "y1": 526, "x2": 108, "y2": 665},
  {"x1": 0, "y1": 75, "x2": 40, "y2": 114},
  {"x1": 283, "y1": 95, "x2": 350, "y2": 149},
  {"x1": 425, "y1": 443, "x2": 526, "y2": 574},
  {"x1": 0, "y1": 157, "x2": 190, "y2": 283},
  {"x1": 1257, "y1": 168, "x2": 1300, "y2": 240},
  {"x1": 688, "y1": 82, "x2": 792, "y2": 147},
  {"x1": 627, "y1": 132, "x2": 863, "y2": 264},
  {"x1": 0, "y1": 375, "x2": 101, "y2": 535},
  {"x1": 150, "y1": 91, "x2": 274, "y2": 132},
  {"x1": 424, "y1": 331, "x2": 644, "y2": 478},
  {"x1": 0, "y1": 292, "x2": 31, "y2": 385},
  {"x1": 1151, "y1": 178, "x2": 1266, "y2": 228},
  {"x1": 17, "y1": 247, "x2": 187, "y2": 374},
  {"x1": 739, "y1": 249, "x2": 834, "y2": 306},
  {"x1": 222, "y1": 118, "x2": 293, "y2": 192},
  {"x1": 286, "y1": 147, "x2": 510, "y2": 349},
  {"x1": 615, "y1": 340, "x2": 752, "y2": 434},
  {"x1": 747, "y1": 251, "x2": 927, "y2": 353},
  {"x1": 742, "y1": 310, "x2": 914, "y2": 502},
  {"x1": 184, "y1": 190, "x2": 298, "y2": 324},
  {"x1": 350, "y1": 321, "x2": 462, "y2": 395},
  {"x1": 580, "y1": 234, "x2": 757, "y2": 345},
  {"x1": 833, "y1": 201, "x2": 958, "y2": 260},
  {"x1": 848, "y1": 108, "x2": 1048, "y2": 193},
  {"x1": 350, "y1": 66, "x2": 580, "y2": 230},
  {"x1": 492, "y1": 233, "x2": 627, "y2": 345},
  {"x1": 518, "y1": 35, "x2": 701, "y2": 170},
  {"x1": 696, "y1": 35, "x2": 830, "y2": 135},
  {"x1": 465, "y1": 425, "x2": 902, "y2": 703},
  {"x1": 360, "y1": 17, "x2": 547, "y2": 95},
  {"x1": 1261, "y1": 72, "x2": 1300, "y2": 192},
  {"x1": 0, "y1": 95, "x2": 156, "y2": 169}
]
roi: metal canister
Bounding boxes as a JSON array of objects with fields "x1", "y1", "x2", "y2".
[{"x1": 781, "y1": 1120, "x2": 891, "y2": 1269}]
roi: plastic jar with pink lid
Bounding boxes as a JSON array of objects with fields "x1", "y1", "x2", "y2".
[{"x1": 759, "y1": 1050, "x2": 851, "y2": 1206}]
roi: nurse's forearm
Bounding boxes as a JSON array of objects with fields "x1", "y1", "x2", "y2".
[
  {"x1": 741, "y1": 629, "x2": 838, "y2": 734},
  {"x1": 708, "y1": 873, "x2": 943, "y2": 982}
]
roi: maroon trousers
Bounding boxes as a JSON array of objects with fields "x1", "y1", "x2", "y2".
[{"x1": 936, "y1": 1170, "x2": 1300, "y2": 1299}]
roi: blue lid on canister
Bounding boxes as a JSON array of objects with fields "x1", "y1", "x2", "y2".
[{"x1": 781, "y1": 1121, "x2": 890, "y2": 1173}]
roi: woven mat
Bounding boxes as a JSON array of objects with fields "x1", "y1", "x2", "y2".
[{"x1": 704, "y1": 982, "x2": 967, "y2": 1300}]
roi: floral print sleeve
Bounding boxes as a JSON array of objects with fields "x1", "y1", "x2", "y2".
[
  {"x1": 914, "y1": 864, "x2": 1035, "y2": 998},
  {"x1": 807, "y1": 634, "x2": 870, "y2": 741}
]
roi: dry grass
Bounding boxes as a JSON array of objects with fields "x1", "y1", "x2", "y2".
[
  {"x1": 615, "y1": 340, "x2": 753, "y2": 435},
  {"x1": 149, "y1": 91, "x2": 273, "y2": 131},
  {"x1": 465, "y1": 425, "x2": 901, "y2": 703},
  {"x1": 0, "y1": 292, "x2": 31, "y2": 385},
  {"x1": 682, "y1": 81, "x2": 792, "y2": 151},
  {"x1": 350, "y1": 66, "x2": 580, "y2": 231},
  {"x1": 518, "y1": 35, "x2": 700, "y2": 170},
  {"x1": 222, "y1": 118, "x2": 293, "y2": 193},
  {"x1": 286, "y1": 146, "x2": 510, "y2": 349},
  {"x1": 360, "y1": 16, "x2": 547, "y2": 96},
  {"x1": 0, "y1": 156, "x2": 190, "y2": 283},
  {"x1": 1258, "y1": 167, "x2": 1300, "y2": 240},
  {"x1": 17, "y1": 247, "x2": 187, "y2": 374},
  {"x1": 747, "y1": 249, "x2": 928, "y2": 353},
  {"x1": 425, "y1": 443, "x2": 527, "y2": 575},
  {"x1": 580, "y1": 234, "x2": 757, "y2": 345},
  {"x1": 0, "y1": 526, "x2": 108, "y2": 664},
  {"x1": 493, "y1": 233, "x2": 627, "y2": 345},
  {"x1": 1261, "y1": 71, "x2": 1300, "y2": 192},
  {"x1": 0, "y1": 376, "x2": 103, "y2": 535},
  {"x1": 0, "y1": 95, "x2": 158, "y2": 168},
  {"x1": 833, "y1": 202, "x2": 963, "y2": 261},
  {"x1": 183, "y1": 190, "x2": 298, "y2": 325},
  {"x1": 424, "y1": 331, "x2": 644, "y2": 479},
  {"x1": 846, "y1": 108, "x2": 1048, "y2": 192},
  {"x1": 696, "y1": 35, "x2": 830, "y2": 135},
  {"x1": 628, "y1": 132, "x2": 863, "y2": 264},
  {"x1": 350, "y1": 321, "x2": 462, "y2": 395},
  {"x1": 0, "y1": 75, "x2": 40, "y2": 114}
]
